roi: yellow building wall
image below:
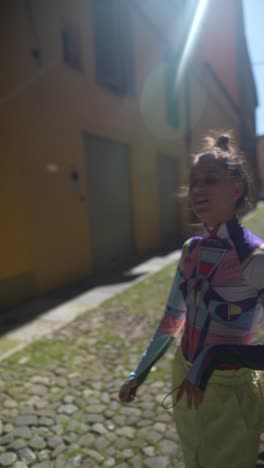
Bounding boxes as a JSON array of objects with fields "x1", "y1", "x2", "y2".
[
  {"x1": 0, "y1": 101, "x2": 36, "y2": 307},
  {"x1": 0, "y1": 0, "x2": 190, "y2": 304},
  {"x1": 1, "y1": 0, "x2": 250, "y2": 306},
  {"x1": 0, "y1": 110, "x2": 33, "y2": 280},
  {"x1": 0, "y1": 3, "x2": 35, "y2": 304},
  {"x1": 127, "y1": 3, "x2": 190, "y2": 251}
]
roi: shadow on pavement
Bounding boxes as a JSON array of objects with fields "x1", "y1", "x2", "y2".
[{"x1": 0, "y1": 244, "x2": 180, "y2": 337}]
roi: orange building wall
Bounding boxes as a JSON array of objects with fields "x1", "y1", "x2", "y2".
[{"x1": 196, "y1": 0, "x2": 240, "y2": 107}]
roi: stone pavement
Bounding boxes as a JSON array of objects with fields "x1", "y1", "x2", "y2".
[
  {"x1": 0, "y1": 250, "x2": 186, "y2": 467},
  {"x1": 0, "y1": 249, "x2": 264, "y2": 467},
  {"x1": 0, "y1": 313, "x2": 263, "y2": 468},
  {"x1": 0, "y1": 316, "x2": 185, "y2": 468}
]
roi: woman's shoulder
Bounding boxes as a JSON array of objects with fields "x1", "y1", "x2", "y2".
[
  {"x1": 241, "y1": 226, "x2": 264, "y2": 260},
  {"x1": 242, "y1": 231, "x2": 264, "y2": 289},
  {"x1": 242, "y1": 225, "x2": 264, "y2": 248},
  {"x1": 231, "y1": 222, "x2": 264, "y2": 265},
  {"x1": 182, "y1": 236, "x2": 202, "y2": 252},
  {"x1": 180, "y1": 236, "x2": 202, "y2": 265}
]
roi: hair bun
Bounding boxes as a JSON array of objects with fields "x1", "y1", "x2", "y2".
[{"x1": 216, "y1": 135, "x2": 229, "y2": 151}]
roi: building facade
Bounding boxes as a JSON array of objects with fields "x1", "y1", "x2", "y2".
[
  {"x1": 257, "y1": 136, "x2": 264, "y2": 195},
  {"x1": 0, "y1": 0, "x2": 257, "y2": 308}
]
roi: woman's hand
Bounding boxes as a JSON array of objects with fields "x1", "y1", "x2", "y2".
[
  {"x1": 119, "y1": 378, "x2": 138, "y2": 404},
  {"x1": 175, "y1": 378, "x2": 204, "y2": 409}
]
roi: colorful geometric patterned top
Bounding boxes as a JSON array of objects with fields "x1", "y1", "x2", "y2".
[{"x1": 122, "y1": 218, "x2": 264, "y2": 393}]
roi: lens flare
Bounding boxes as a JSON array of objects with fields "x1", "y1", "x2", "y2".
[
  {"x1": 140, "y1": 0, "x2": 210, "y2": 139},
  {"x1": 177, "y1": 0, "x2": 209, "y2": 86}
]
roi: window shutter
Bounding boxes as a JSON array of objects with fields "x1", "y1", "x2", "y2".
[
  {"x1": 165, "y1": 52, "x2": 180, "y2": 128},
  {"x1": 92, "y1": 0, "x2": 122, "y2": 90},
  {"x1": 119, "y1": 0, "x2": 135, "y2": 97},
  {"x1": 62, "y1": 27, "x2": 82, "y2": 71}
]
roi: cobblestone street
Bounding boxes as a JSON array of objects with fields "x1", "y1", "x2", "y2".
[
  {"x1": 0, "y1": 301, "x2": 185, "y2": 468},
  {"x1": 1, "y1": 253, "x2": 264, "y2": 468}
]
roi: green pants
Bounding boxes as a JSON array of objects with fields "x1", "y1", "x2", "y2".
[{"x1": 172, "y1": 347, "x2": 264, "y2": 468}]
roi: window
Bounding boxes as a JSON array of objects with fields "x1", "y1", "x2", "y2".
[
  {"x1": 24, "y1": 0, "x2": 42, "y2": 64},
  {"x1": 92, "y1": 0, "x2": 135, "y2": 97},
  {"x1": 62, "y1": 26, "x2": 83, "y2": 72},
  {"x1": 165, "y1": 52, "x2": 180, "y2": 128}
]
